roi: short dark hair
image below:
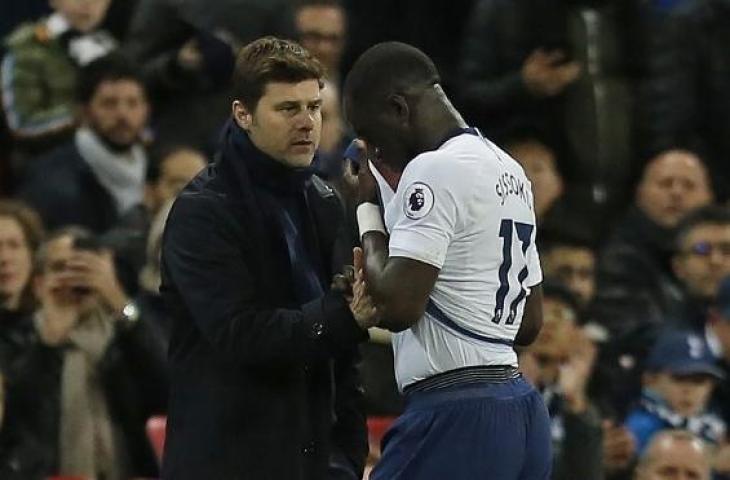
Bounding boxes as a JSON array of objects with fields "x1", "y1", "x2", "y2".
[
  {"x1": 344, "y1": 42, "x2": 440, "y2": 114},
  {"x1": 76, "y1": 54, "x2": 146, "y2": 104},
  {"x1": 675, "y1": 205, "x2": 730, "y2": 252},
  {"x1": 231, "y1": 36, "x2": 324, "y2": 110},
  {"x1": 295, "y1": 0, "x2": 342, "y2": 9}
]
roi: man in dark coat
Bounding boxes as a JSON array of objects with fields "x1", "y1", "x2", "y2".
[{"x1": 160, "y1": 37, "x2": 372, "y2": 480}]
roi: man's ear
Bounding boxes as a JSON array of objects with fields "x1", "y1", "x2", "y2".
[
  {"x1": 232, "y1": 101, "x2": 252, "y2": 130},
  {"x1": 387, "y1": 94, "x2": 410, "y2": 127}
]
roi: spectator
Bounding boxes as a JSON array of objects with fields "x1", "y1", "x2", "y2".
[
  {"x1": 521, "y1": 282, "x2": 603, "y2": 480},
  {"x1": 624, "y1": 330, "x2": 726, "y2": 455},
  {"x1": 1, "y1": 0, "x2": 117, "y2": 156},
  {"x1": 295, "y1": 0, "x2": 347, "y2": 84},
  {"x1": 634, "y1": 430, "x2": 711, "y2": 480},
  {"x1": 0, "y1": 201, "x2": 43, "y2": 374},
  {"x1": 503, "y1": 131, "x2": 564, "y2": 222},
  {"x1": 457, "y1": 0, "x2": 639, "y2": 217},
  {"x1": 593, "y1": 150, "x2": 713, "y2": 338},
  {"x1": 19, "y1": 54, "x2": 149, "y2": 234},
  {"x1": 541, "y1": 236, "x2": 596, "y2": 310},
  {"x1": 704, "y1": 277, "x2": 730, "y2": 427},
  {"x1": 671, "y1": 206, "x2": 730, "y2": 329},
  {"x1": 0, "y1": 227, "x2": 167, "y2": 480},
  {"x1": 637, "y1": 0, "x2": 730, "y2": 201},
  {"x1": 147, "y1": 146, "x2": 207, "y2": 213},
  {"x1": 123, "y1": 0, "x2": 294, "y2": 151}
]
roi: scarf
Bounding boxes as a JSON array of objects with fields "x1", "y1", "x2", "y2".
[
  {"x1": 639, "y1": 389, "x2": 726, "y2": 445},
  {"x1": 76, "y1": 127, "x2": 147, "y2": 216},
  {"x1": 46, "y1": 13, "x2": 118, "y2": 66}
]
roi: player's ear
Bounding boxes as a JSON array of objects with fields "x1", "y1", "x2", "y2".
[{"x1": 387, "y1": 94, "x2": 410, "y2": 126}]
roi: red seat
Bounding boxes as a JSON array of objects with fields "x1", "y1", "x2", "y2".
[
  {"x1": 146, "y1": 415, "x2": 167, "y2": 466},
  {"x1": 367, "y1": 416, "x2": 396, "y2": 453}
]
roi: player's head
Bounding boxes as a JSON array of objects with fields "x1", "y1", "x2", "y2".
[
  {"x1": 343, "y1": 42, "x2": 456, "y2": 171},
  {"x1": 231, "y1": 37, "x2": 324, "y2": 168}
]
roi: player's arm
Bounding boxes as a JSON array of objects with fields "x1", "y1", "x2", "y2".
[
  {"x1": 514, "y1": 283, "x2": 543, "y2": 346},
  {"x1": 357, "y1": 232, "x2": 439, "y2": 332}
]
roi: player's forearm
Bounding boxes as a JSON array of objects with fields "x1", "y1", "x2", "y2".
[{"x1": 361, "y1": 232, "x2": 426, "y2": 332}]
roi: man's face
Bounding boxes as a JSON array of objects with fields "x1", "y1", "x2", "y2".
[
  {"x1": 0, "y1": 217, "x2": 32, "y2": 309},
  {"x1": 638, "y1": 437, "x2": 710, "y2": 480},
  {"x1": 542, "y1": 246, "x2": 596, "y2": 306},
  {"x1": 637, "y1": 151, "x2": 712, "y2": 228},
  {"x1": 530, "y1": 298, "x2": 576, "y2": 386},
  {"x1": 507, "y1": 140, "x2": 563, "y2": 218},
  {"x1": 84, "y1": 79, "x2": 149, "y2": 150},
  {"x1": 51, "y1": 0, "x2": 112, "y2": 33},
  {"x1": 235, "y1": 80, "x2": 322, "y2": 168},
  {"x1": 652, "y1": 373, "x2": 715, "y2": 418},
  {"x1": 35, "y1": 236, "x2": 98, "y2": 312},
  {"x1": 157, "y1": 149, "x2": 206, "y2": 205},
  {"x1": 296, "y1": 6, "x2": 346, "y2": 75},
  {"x1": 673, "y1": 224, "x2": 730, "y2": 299}
]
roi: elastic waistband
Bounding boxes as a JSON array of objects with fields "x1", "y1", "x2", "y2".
[
  {"x1": 405, "y1": 374, "x2": 533, "y2": 411},
  {"x1": 404, "y1": 365, "x2": 521, "y2": 394}
]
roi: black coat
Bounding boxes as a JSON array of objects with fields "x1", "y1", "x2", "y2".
[
  {"x1": 19, "y1": 142, "x2": 118, "y2": 233},
  {"x1": 160, "y1": 123, "x2": 368, "y2": 480},
  {"x1": 0, "y1": 318, "x2": 168, "y2": 479}
]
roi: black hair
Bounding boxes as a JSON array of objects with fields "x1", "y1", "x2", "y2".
[
  {"x1": 76, "y1": 53, "x2": 145, "y2": 104},
  {"x1": 675, "y1": 205, "x2": 730, "y2": 252},
  {"x1": 343, "y1": 42, "x2": 440, "y2": 114}
]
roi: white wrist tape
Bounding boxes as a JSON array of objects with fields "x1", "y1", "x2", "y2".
[{"x1": 356, "y1": 202, "x2": 386, "y2": 239}]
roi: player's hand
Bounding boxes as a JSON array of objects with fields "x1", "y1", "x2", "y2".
[
  {"x1": 521, "y1": 48, "x2": 581, "y2": 98},
  {"x1": 349, "y1": 247, "x2": 379, "y2": 329},
  {"x1": 713, "y1": 443, "x2": 730, "y2": 473},
  {"x1": 353, "y1": 139, "x2": 380, "y2": 204},
  {"x1": 602, "y1": 421, "x2": 636, "y2": 472},
  {"x1": 331, "y1": 265, "x2": 356, "y2": 302}
]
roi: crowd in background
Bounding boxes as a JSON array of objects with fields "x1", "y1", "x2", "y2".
[{"x1": 0, "y1": 0, "x2": 729, "y2": 479}]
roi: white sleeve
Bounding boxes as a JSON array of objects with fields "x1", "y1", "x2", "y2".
[{"x1": 387, "y1": 158, "x2": 462, "y2": 269}]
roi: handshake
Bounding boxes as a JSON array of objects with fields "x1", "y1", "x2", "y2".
[{"x1": 332, "y1": 247, "x2": 381, "y2": 330}]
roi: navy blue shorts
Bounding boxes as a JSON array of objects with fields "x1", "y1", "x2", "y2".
[{"x1": 370, "y1": 376, "x2": 552, "y2": 480}]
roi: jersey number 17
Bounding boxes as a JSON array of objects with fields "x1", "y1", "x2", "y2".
[{"x1": 493, "y1": 219, "x2": 534, "y2": 325}]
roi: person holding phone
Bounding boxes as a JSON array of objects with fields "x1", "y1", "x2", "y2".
[{"x1": 0, "y1": 227, "x2": 167, "y2": 480}]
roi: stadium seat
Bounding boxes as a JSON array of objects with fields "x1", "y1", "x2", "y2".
[{"x1": 146, "y1": 415, "x2": 167, "y2": 466}]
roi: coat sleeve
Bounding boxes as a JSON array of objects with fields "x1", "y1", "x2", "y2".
[
  {"x1": 328, "y1": 349, "x2": 368, "y2": 479},
  {"x1": 456, "y1": 0, "x2": 534, "y2": 112},
  {"x1": 553, "y1": 405, "x2": 604, "y2": 480},
  {"x1": 161, "y1": 193, "x2": 368, "y2": 367}
]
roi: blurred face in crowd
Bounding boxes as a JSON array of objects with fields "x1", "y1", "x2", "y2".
[
  {"x1": 650, "y1": 373, "x2": 715, "y2": 417},
  {"x1": 157, "y1": 149, "x2": 206, "y2": 205},
  {"x1": 83, "y1": 79, "x2": 149, "y2": 150},
  {"x1": 296, "y1": 5, "x2": 346, "y2": 76},
  {"x1": 529, "y1": 297, "x2": 577, "y2": 386},
  {"x1": 233, "y1": 80, "x2": 323, "y2": 168},
  {"x1": 542, "y1": 246, "x2": 596, "y2": 306},
  {"x1": 0, "y1": 217, "x2": 33, "y2": 310},
  {"x1": 673, "y1": 223, "x2": 730, "y2": 299},
  {"x1": 636, "y1": 434, "x2": 710, "y2": 480},
  {"x1": 319, "y1": 80, "x2": 345, "y2": 154},
  {"x1": 637, "y1": 151, "x2": 712, "y2": 229},
  {"x1": 507, "y1": 140, "x2": 563, "y2": 219},
  {"x1": 34, "y1": 235, "x2": 98, "y2": 314},
  {"x1": 51, "y1": 0, "x2": 112, "y2": 33}
]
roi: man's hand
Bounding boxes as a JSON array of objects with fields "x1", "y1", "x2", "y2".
[
  {"x1": 353, "y1": 140, "x2": 381, "y2": 205},
  {"x1": 602, "y1": 421, "x2": 636, "y2": 472},
  {"x1": 65, "y1": 250, "x2": 128, "y2": 313},
  {"x1": 37, "y1": 272, "x2": 80, "y2": 346},
  {"x1": 349, "y1": 247, "x2": 379, "y2": 329},
  {"x1": 522, "y1": 48, "x2": 581, "y2": 98}
]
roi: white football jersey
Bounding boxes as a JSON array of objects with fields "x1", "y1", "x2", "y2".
[{"x1": 379, "y1": 130, "x2": 542, "y2": 391}]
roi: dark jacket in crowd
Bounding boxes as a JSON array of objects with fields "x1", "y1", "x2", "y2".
[
  {"x1": 18, "y1": 142, "x2": 118, "y2": 233},
  {"x1": 637, "y1": 0, "x2": 730, "y2": 200},
  {"x1": 123, "y1": 0, "x2": 294, "y2": 152},
  {"x1": 160, "y1": 121, "x2": 368, "y2": 480},
  {"x1": 0, "y1": 317, "x2": 168, "y2": 479}
]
